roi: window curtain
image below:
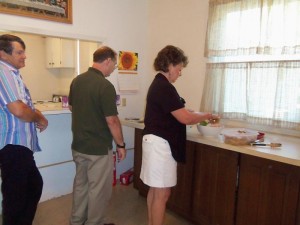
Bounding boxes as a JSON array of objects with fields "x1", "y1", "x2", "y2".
[
  {"x1": 205, "y1": 0, "x2": 300, "y2": 57},
  {"x1": 201, "y1": 0, "x2": 300, "y2": 130}
]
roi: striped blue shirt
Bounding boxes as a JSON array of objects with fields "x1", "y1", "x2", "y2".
[{"x1": 0, "y1": 60, "x2": 41, "y2": 152}]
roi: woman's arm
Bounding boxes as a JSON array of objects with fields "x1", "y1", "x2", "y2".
[{"x1": 171, "y1": 107, "x2": 217, "y2": 125}]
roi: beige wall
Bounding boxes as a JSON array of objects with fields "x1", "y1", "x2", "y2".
[{"x1": 147, "y1": 0, "x2": 209, "y2": 111}]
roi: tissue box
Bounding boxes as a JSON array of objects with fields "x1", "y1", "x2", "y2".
[{"x1": 120, "y1": 168, "x2": 134, "y2": 185}]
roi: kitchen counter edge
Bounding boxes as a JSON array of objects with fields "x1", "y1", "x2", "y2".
[
  {"x1": 40, "y1": 109, "x2": 71, "y2": 115},
  {"x1": 121, "y1": 119, "x2": 300, "y2": 167}
]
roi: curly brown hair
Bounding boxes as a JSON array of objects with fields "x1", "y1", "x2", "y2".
[{"x1": 154, "y1": 45, "x2": 188, "y2": 72}]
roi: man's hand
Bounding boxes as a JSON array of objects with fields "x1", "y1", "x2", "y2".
[
  {"x1": 35, "y1": 109, "x2": 48, "y2": 132},
  {"x1": 117, "y1": 148, "x2": 126, "y2": 161}
]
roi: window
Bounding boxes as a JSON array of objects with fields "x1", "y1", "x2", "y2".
[{"x1": 201, "y1": 0, "x2": 300, "y2": 131}]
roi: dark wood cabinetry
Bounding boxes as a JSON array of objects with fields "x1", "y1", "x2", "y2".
[
  {"x1": 236, "y1": 154, "x2": 300, "y2": 225},
  {"x1": 133, "y1": 128, "x2": 149, "y2": 195},
  {"x1": 132, "y1": 128, "x2": 300, "y2": 225},
  {"x1": 167, "y1": 141, "x2": 196, "y2": 218},
  {"x1": 191, "y1": 143, "x2": 238, "y2": 225}
]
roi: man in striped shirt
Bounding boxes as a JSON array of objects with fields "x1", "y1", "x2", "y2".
[{"x1": 0, "y1": 34, "x2": 48, "y2": 225}]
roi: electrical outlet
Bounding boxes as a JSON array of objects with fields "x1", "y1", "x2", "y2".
[{"x1": 121, "y1": 98, "x2": 126, "y2": 106}]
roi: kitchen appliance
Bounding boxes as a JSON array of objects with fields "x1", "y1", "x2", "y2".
[{"x1": 52, "y1": 94, "x2": 68, "y2": 103}]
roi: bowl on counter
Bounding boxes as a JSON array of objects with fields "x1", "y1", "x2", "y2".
[
  {"x1": 197, "y1": 124, "x2": 224, "y2": 137},
  {"x1": 222, "y1": 128, "x2": 258, "y2": 145}
]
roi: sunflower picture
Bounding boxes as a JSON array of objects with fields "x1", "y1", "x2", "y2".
[{"x1": 118, "y1": 51, "x2": 138, "y2": 71}]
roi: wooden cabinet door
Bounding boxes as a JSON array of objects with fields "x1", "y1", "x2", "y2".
[
  {"x1": 45, "y1": 37, "x2": 75, "y2": 68},
  {"x1": 133, "y1": 128, "x2": 149, "y2": 196},
  {"x1": 167, "y1": 141, "x2": 196, "y2": 218},
  {"x1": 60, "y1": 38, "x2": 75, "y2": 67},
  {"x1": 45, "y1": 37, "x2": 61, "y2": 68},
  {"x1": 191, "y1": 143, "x2": 239, "y2": 225},
  {"x1": 236, "y1": 154, "x2": 300, "y2": 225}
]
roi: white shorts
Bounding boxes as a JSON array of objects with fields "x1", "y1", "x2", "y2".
[{"x1": 140, "y1": 134, "x2": 177, "y2": 188}]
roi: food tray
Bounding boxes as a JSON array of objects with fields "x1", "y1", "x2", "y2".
[{"x1": 222, "y1": 128, "x2": 258, "y2": 146}]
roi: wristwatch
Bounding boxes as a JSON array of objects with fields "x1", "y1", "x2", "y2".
[{"x1": 116, "y1": 143, "x2": 126, "y2": 148}]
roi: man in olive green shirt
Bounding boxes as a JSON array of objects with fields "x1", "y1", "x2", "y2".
[{"x1": 68, "y1": 46, "x2": 126, "y2": 225}]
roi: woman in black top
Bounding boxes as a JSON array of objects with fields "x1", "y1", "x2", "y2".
[{"x1": 140, "y1": 45, "x2": 218, "y2": 225}]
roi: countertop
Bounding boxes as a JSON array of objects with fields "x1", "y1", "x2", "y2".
[
  {"x1": 34, "y1": 102, "x2": 71, "y2": 115},
  {"x1": 121, "y1": 119, "x2": 300, "y2": 167}
]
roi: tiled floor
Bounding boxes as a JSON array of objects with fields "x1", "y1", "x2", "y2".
[{"x1": 31, "y1": 183, "x2": 192, "y2": 225}]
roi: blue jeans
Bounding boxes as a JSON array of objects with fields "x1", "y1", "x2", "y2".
[{"x1": 0, "y1": 145, "x2": 43, "y2": 225}]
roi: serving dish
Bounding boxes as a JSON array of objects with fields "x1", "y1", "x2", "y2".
[
  {"x1": 222, "y1": 128, "x2": 258, "y2": 145},
  {"x1": 197, "y1": 124, "x2": 224, "y2": 137}
]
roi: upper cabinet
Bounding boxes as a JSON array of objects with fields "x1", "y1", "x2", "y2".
[
  {"x1": 79, "y1": 41, "x2": 100, "y2": 74},
  {"x1": 45, "y1": 37, "x2": 75, "y2": 68}
]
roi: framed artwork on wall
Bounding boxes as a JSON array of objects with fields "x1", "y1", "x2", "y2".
[
  {"x1": 0, "y1": 0, "x2": 72, "y2": 24},
  {"x1": 118, "y1": 51, "x2": 138, "y2": 74}
]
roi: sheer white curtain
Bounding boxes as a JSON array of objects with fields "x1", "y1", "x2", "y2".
[
  {"x1": 201, "y1": 0, "x2": 300, "y2": 130},
  {"x1": 205, "y1": 0, "x2": 300, "y2": 56}
]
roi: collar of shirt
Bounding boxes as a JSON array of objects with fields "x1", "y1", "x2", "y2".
[{"x1": 0, "y1": 60, "x2": 19, "y2": 73}]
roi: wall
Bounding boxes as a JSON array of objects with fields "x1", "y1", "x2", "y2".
[{"x1": 147, "y1": 0, "x2": 209, "y2": 111}]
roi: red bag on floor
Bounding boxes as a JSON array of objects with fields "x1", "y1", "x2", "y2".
[{"x1": 120, "y1": 168, "x2": 134, "y2": 185}]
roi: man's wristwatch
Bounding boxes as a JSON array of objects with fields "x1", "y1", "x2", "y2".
[{"x1": 116, "y1": 143, "x2": 126, "y2": 148}]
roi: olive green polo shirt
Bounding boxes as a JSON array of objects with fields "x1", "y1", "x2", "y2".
[{"x1": 69, "y1": 67, "x2": 118, "y2": 155}]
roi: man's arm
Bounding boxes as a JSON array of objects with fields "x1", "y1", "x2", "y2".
[
  {"x1": 7, "y1": 100, "x2": 48, "y2": 132},
  {"x1": 106, "y1": 115, "x2": 126, "y2": 160}
]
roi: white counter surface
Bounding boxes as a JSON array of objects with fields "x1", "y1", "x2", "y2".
[
  {"x1": 121, "y1": 119, "x2": 300, "y2": 167},
  {"x1": 34, "y1": 102, "x2": 71, "y2": 115}
]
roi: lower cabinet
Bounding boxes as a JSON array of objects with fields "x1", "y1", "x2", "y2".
[
  {"x1": 167, "y1": 141, "x2": 196, "y2": 218},
  {"x1": 133, "y1": 128, "x2": 300, "y2": 225},
  {"x1": 133, "y1": 128, "x2": 149, "y2": 195},
  {"x1": 236, "y1": 154, "x2": 300, "y2": 225},
  {"x1": 191, "y1": 143, "x2": 238, "y2": 225}
]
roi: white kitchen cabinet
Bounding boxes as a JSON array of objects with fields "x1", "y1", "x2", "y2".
[
  {"x1": 35, "y1": 113, "x2": 75, "y2": 201},
  {"x1": 79, "y1": 40, "x2": 100, "y2": 73},
  {"x1": 45, "y1": 37, "x2": 75, "y2": 68}
]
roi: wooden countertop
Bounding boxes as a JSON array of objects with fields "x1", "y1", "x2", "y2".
[{"x1": 121, "y1": 119, "x2": 300, "y2": 167}]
